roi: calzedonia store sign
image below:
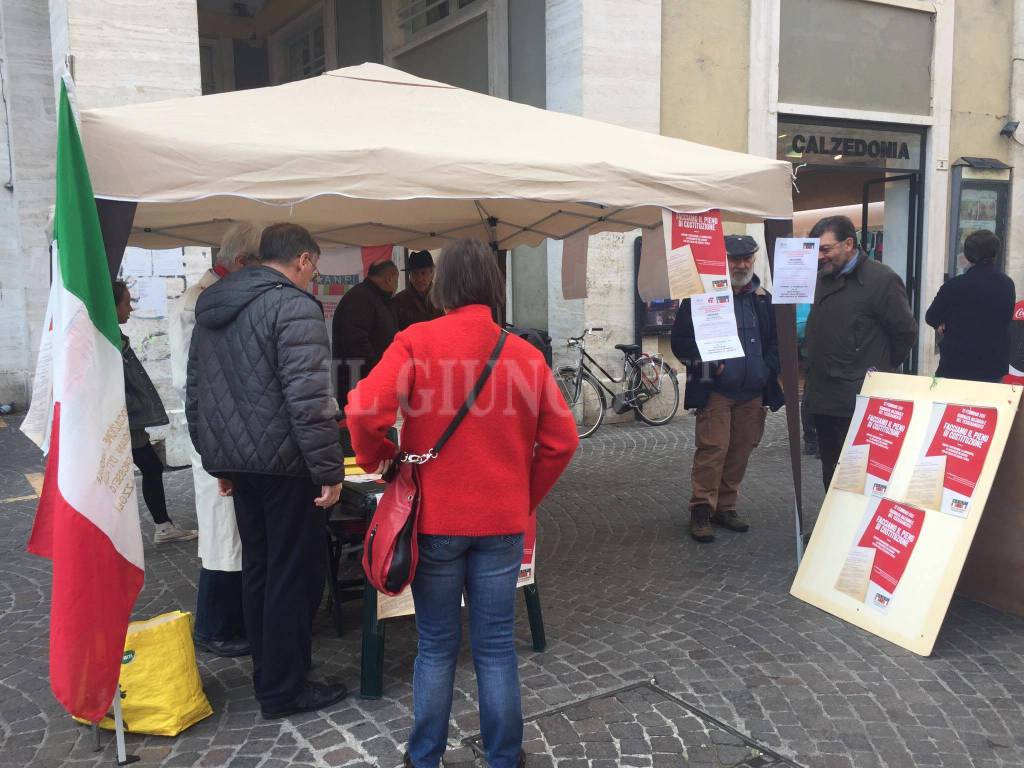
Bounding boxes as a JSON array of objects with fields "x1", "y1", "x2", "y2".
[{"x1": 777, "y1": 120, "x2": 922, "y2": 171}]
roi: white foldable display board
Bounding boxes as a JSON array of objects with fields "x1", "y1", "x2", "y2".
[{"x1": 791, "y1": 373, "x2": 1022, "y2": 656}]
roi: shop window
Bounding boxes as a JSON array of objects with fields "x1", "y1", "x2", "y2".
[
  {"x1": 946, "y1": 160, "x2": 1012, "y2": 278},
  {"x1": 285, "y1": 19, "x2": 326, "y2": 81},
  {"x1": 199, "y1": 42, "x2": 217, "y2": 95},
  {"x1": 397, "y1": 0, "x2": 481, "y2": 41},
  {"x1": 269, "y1": 4, "x2": 332, "y2": 85},
  {"x1": 779, "y1": 0, "x2": 934, "y2": 116}
]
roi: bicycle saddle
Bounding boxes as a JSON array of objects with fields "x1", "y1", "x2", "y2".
[{"x1": 614, "y1": 343, "x2": 641, "y2": 354}]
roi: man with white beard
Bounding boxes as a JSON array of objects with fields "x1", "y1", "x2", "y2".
[{"x1": 670, "y1": 235, "x2": 784, "y2": 543}]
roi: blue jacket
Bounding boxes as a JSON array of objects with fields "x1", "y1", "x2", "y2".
[{"x1": 670, "y1": 277, "x2": 784, "y2": 411}]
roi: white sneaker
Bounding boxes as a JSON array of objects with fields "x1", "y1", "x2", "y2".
[{"x1": 154, "y1": 524, "x2": 199, "y2": 544}]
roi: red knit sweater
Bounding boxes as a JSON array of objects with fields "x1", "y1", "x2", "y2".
[{"x1": 345, "y1": 304, "x2": 579, "y2": 536}]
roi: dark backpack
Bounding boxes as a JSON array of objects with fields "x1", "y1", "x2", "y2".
[{"x1": 503, "y1": 324, "x2": 553, "y2": 368}]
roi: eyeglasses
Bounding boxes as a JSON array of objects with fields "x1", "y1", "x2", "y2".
[{"x1": 819, "y1": 239, "x2": 851, "y2": 255}]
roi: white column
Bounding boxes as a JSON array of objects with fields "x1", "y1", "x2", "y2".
[
  {"x1": 919, "y1": 0, "x2": 956, "y2": 375},
  {"x1": 747, "y1": 0, "x2": 780, "y2": 160},
  {"x1": 0, "y1": 0, "x2": 58, "y2": 403},
  {"x1": 544, "y1": 0, "x2": 661, "y2": 383}
]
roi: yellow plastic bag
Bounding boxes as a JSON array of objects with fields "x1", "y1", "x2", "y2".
[{"x1": 83, "y1": 611, "x2": 212, "y2": 736}]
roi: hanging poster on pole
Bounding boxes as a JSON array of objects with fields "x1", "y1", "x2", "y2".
[
  {"x1": 770, "y1": 238, "x2": 819, "y2": 304},
  {"x1": 833, "y1": 396, "x2": 914, "y2": 497},
  {"x1": 835, "y1": 497, "x2": 925, "y2": 613},
  {"x1": 661, "y1": 209, "x2": 730, "y2": 300},
  {"x1": 909, "y1": 404, "x2": 997, "y2": 518},
  {"x1": 690, "y1": 292, "x2": 744, "y2": 361}
]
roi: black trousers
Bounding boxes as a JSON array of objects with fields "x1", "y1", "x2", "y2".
[
  {"x1": 194, "y1": 568, "x2": 246, "y2": 642},
  {"x1": 131, "y1": 442, "x2": 170, "y2": 525},
  {"x1": 813, "y1": 414, "x2": 853, "y2": 490},
  {"x1": 231, "y1": 474, "x2": 326, "y2": 709}
]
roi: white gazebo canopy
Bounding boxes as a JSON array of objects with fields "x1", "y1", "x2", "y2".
[{"x1": 81, "y1": 63, "x2": 793, "y2": 251}]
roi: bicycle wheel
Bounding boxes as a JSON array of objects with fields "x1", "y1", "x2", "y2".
[
  {"x1": 555, "y1": 367, "x2": 606, "y2": 439},
  {"x1": 628, "y1": 357, "x2": 680, "y2": 426}
]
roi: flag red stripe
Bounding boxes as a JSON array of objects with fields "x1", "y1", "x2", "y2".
[{"x1": 26, "y1": 403, "x2": 144, "y2": 722}]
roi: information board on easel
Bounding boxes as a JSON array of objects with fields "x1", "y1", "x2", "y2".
[{"x1": 790, "y1": 372, "x2": 1022, "y2": 656}]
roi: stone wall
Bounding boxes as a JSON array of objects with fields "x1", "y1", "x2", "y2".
[{"x1": 0, "y1": 0, "x2": 58, "y2": 406}]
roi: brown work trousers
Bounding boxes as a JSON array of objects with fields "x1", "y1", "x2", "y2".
[{"x1": 690, "y1": 392, "x2": 767, "y2": 513}]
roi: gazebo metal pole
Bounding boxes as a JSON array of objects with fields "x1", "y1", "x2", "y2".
[{"x1": 764, "y1": 218, "x2": 805, "y2": 564}]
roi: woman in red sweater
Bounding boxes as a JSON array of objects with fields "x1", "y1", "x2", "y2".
[{"x1": 346, "y1": 239, "x2": 578, "y2": 768}]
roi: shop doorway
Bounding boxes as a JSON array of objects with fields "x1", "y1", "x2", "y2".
[{"x1": 781, "y1": 117, "x2": 926, "y2": 373}]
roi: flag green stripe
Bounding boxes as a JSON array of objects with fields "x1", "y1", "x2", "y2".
[{"x1": 55, "y1": 81, "x2": 120, "y2": 348}]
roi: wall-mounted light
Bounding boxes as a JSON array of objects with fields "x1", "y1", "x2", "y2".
[{"x1": 999, "y1": 120, "x2": 1019, "y2": 138}]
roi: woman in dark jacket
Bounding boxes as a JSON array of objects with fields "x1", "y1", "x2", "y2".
[
  {"x1": 926, "y1": 230, "x2": 1016, "y2": 383},
  {"x1": 114, "y1": 281, "x2": 197, "y2": 544},
  {"x1": 345, "y1": 240, "x2": 579, "y2": 768}
]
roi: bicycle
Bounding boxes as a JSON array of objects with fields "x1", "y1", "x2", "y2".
[{"x1": 555, "y1": 327, "x2": 680, "y2": 439}]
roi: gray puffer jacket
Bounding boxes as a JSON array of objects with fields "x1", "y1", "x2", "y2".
[{"x1": 185, "y1": 266, "x2": 344, "y2": 486}]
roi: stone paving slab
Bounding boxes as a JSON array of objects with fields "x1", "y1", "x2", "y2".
[
  {"x1": 1, "y1": 412, "x2": 1023, "y2": 768},
  {"x1": 465, "y1": 681, "x2": 802, "y2": 767}
]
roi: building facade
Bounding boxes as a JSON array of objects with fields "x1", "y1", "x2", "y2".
[{"x1": 1, "y1": 0, "x2": 1021, "y2": 421}]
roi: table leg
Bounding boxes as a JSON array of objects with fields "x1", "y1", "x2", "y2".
[
  {"x1": 360, "y1": 581, "x2": 385, "y2": 699},
  {"x1": 523, "y1": 583, "x2": 546, "y2": 652}
]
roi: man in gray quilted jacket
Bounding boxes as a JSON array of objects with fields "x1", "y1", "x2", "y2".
[{"x1": 186, "y1": 223, "x2": 347, "y2": 719}]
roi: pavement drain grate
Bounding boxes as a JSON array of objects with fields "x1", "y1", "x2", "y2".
[{"x1": 463, "y1": 680, "x2": 804, "y2": 767}]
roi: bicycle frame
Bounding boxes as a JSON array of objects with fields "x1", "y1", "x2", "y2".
[
  {"x1": 571, "y1": 346, "x2": 628, "y2": 397},
  {"x1": 561, "y1": 338, "x2": 663, "y2": 406}
]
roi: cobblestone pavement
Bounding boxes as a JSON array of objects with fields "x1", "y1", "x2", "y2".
[{"x1": 2, "y1": 411, "x2": 1024, "y2": 768}]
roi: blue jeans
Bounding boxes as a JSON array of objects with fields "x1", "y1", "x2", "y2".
[{"x1": 408, "y1": 533, "x2": 524, "y2": 768}]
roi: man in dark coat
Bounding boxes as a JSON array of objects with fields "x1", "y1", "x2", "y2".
[
  {"x1": 331, "y1": 259, "x2": 399, "y2": 406},
  {"x1": 186, "y1": 223, "x2": 347, "y2": 719},
  {"x1": 671, "y1": 235, "x2": 784, "y2": 543},
  {"x1": 393, "y1": 250, "x2": 444, "y2": 330},
  {"x1": 925, "y1": 229, "x2": 1016, "y2": 383},
  {"x1": 804, "y1": 216, "x2": 918, "y2": 490}
]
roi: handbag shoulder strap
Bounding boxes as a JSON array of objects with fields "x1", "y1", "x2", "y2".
[{"x1": 430, "y1": 329, "x2": 508, "y2": 456}]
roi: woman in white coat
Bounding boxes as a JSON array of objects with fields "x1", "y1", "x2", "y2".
[{"x1": 170, "y1": 222, "x2": 262, "y2": 657}]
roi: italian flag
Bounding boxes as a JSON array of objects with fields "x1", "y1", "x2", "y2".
[{"x1": 22, "y1": 81, "x2": 144, "y2": 723}]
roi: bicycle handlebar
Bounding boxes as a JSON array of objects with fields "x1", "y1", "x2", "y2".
[{"x1": 568, "y1": 327, "x2": 604, "y2": 342}]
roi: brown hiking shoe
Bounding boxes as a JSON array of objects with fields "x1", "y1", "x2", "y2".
[
  {"x1": 711, "y1": 509, "x2": 750, "y2": 532},
  {"x1": 690, "y1": 505, "x2": 714, "y2": 543}
]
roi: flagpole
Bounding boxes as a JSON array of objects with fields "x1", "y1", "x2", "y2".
[{"x1": 111, "y1": 686, "x2": 138, "y2": 766}]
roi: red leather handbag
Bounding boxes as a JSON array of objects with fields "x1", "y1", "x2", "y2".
[{"x1": 362, "y1": 331, "x2": 508, "y2": 596}]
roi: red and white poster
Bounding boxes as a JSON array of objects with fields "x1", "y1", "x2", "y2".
[
  {"x1": 314, "y1": 246, "x2": 364, "y2": 327},
  {"x1": 661, "y1": 209, "x2": 730, "y2": 299},
  {"x1": 833, "y1": 396, "x2": 914, "y2": 497},
  {"x1": 517, "y1": 516, "x2": 537, "y2": 587},
  {"x1": 835, "y1": 498, "x2": 925, "y2": 613},
  {"x1": 908, "y1": 403, "x2": 998, "y2": 518}
]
